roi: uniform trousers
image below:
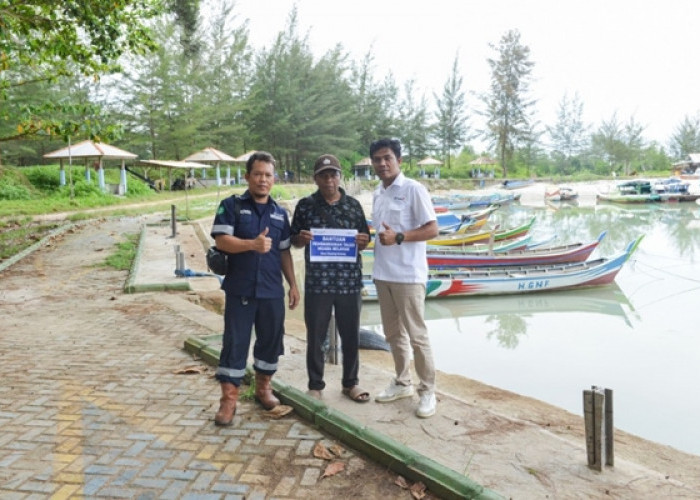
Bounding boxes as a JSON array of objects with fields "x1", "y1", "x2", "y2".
[{"x1": 215, "y1": 294, "x2": 285, "y2": 386}]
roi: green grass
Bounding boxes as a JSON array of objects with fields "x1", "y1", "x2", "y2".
[
  {"x1": 102, "y1": 233, "x2": 140, "y2": 271},
  {"x1": 0, "y1": 218, "x2": 62, "y2": 260}
]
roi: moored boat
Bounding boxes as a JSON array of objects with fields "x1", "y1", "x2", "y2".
[
  {"x1": 361, "y1": 236, "x2": 642, "y2": 300},
  {"x1": 426, "y1": 231, "x2": 606, "y2": 268},
  {"x1": 427, "y1": 217, "x2": 535, "y2": 246}
]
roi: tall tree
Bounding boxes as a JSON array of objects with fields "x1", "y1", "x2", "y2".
[
  {"x1": 481, "y1": 29, "x2": 536, "y2": 177},
  {"x1": 397, "y1": 80, "x2": 431, "y2": 168},
  {"x1": 590, "y1": 112, "x2": 645, "y2": 175},
  {"x1": 245, "y1": 8, "x2": 358, "y2": 177},
  {"x1": 432, "y1": 54, "x2": 468, "y2": 168},
  {"x1": 547, "y1": 92, "x2": 589, "y2": 173},
  {"x1": 350, "y1": 49, "x2": 401, "y2": 154},
  {"x1": 669, "y1": 114, "x2": 700, "y2": 160}
]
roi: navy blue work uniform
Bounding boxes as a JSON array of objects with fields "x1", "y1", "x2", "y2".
[{"x1": 210, "y1": 191, "x2": 292, "y2": 386}]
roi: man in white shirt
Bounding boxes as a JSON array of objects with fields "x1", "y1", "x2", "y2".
[{"x1": 370, "y1": 138, "x2": 439, "y2": 418}]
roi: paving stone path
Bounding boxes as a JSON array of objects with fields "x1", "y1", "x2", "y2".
[{"x1": 0, "y1": 216, "x2": 418, "y2": 499}]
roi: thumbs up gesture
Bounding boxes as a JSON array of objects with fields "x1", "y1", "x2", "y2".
[
  {"x1": 378, "y1": 222, "x2": 396, "y2": 246},
  {"x1": 254, "y1": 227, "x2": 272, "y2": 253}
]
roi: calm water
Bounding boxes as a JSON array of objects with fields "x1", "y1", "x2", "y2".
[{"x1": 360, "y1": 185, "x2": 700, "y2": 457}]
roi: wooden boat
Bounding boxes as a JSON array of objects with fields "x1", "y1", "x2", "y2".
[
  {"x1": 426, "y1": 231, "x2": 606, "y2": 268},
  {"x1": 597, "y1": 180, "x2": 661, "y2": 203},
  {"x1": 652, "y1": 178, "x2": 700, "y2": 202},
  {"x1": 427, "y1": 217, "x2": 535, "y2": 246},
  {"x1": 368, "y1": 234, "x2": 532, "y2": 257},
  {"x1": 361, "y1": 236, "x2": 642, "y2": 300},
  {"x1": 545, "y1": 186, "x2": 578, "y2": 202},
  {"x1": 433, "y1": 192, "x2": 518, "y2": 210}
]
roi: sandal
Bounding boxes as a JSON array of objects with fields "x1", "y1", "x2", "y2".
[{"x1": 342, "y1": 385, "x2": 370, "y2": 403}]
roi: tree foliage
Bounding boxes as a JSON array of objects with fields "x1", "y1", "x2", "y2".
[
  {"x1": 245, "y1": 8, "x2": 359, "y2": 176},
  {"x1": 547, "y1": 92, "x2": 589, "y2": 173},
  {"x1": 0, "y1": 0, "x2": 163, "y2": 148},
  {"x1": 481, "y1": 29, "x2": 535, "y2": 177},
  {"x1": 669, "y1": 114, "x2": 700, "y2": 160},
  {"x1": 433, "y1": 54, "x2": 468, "y2": 168}
]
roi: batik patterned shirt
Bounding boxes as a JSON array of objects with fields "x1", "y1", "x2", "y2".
[{"x1": 290, "y1": 188, "x2": 370, "y2": 294}]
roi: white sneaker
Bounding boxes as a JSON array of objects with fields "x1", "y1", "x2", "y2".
[
  {"x1": 375, "y1": 379, "x2": 414, "y2": 403},
  {"x1": 416, "y1": 393, "x2": 436, "y2": 418}
]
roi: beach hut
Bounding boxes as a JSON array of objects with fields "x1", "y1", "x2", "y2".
[
  {"x1": 183, "y1": 147, "x2": 236, "y2": 186},
  {"x1": 43, "y1": 140, "x2": 138, "y2": 194},
  {"x1": 353, "y1": 157, "x2": 373, "y2": 180},
  {"x1": 417, "y1": 156, "x2": 443, "y2": 179},
  {"x1": 469, "y1": 156, "x2": 497, "y2": 179}
]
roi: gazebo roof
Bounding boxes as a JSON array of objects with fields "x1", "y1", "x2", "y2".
[
  {"x1": 233, "y1": 150, "x2": 257, "y2": 163},
  {"x1": 353, "y1": 157, "x2": 372, "y2": 167},
  {"x1": 469, "y1": 156, "x2": 497, "y2": 165},
  {"x1": 417, "y1": 157, "x2": 442, "y2": 166},
  {"x1": 139, "y1": 159, "x2": 211, "y2": 169},
  {"x1": 43, "y1": 140, "x2": 137, "y2": 160},
  {"x1": 183, "y1": 147, "x2": 235, "y2": 163}
]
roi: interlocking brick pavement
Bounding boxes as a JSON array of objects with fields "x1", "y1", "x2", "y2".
[{"x1": 0, "y1": 217, "x2": 423, "y2": 499}]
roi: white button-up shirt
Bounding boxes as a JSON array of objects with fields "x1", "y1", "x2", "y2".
[{"x1": 372, "y1": 173, "x2": 436, "y2": 283}]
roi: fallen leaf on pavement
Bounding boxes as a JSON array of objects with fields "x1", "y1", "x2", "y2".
[
  {"x1": 263, "y1": 405, "x2": 293, "y2": 419},
  {"x1": 395, "y1": 475, "x2": 410, "y2": 489},
  {"x1": 410, "y1": 481, "x2": 427, "y2": 499},
  {"x1": 321, "y1": 461, "x2": 345, "y2": 478},
  {"x1": 313, "y1": 442, "x2": 334, "y2": 460},
  {"x1": 329, "y1": 444, "x2": 344, "y2": 457},
  {"x1": 172, "y1": 365, "x2": 206, "y2": 374}
]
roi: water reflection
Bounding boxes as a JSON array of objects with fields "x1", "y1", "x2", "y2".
[{"x1": 362, "y1": 285, "x2": 635, "y2": 348}]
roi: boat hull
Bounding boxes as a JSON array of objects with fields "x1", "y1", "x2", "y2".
[
  {"x1": 426, "y1": 232, "x2": 605, "y2": 268},
  {"x1": 362, "y1": 236, "x2": 641, "y2": 300}
]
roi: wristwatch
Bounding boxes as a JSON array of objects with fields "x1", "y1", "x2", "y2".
[{"x1": 395, "y1": 232, "x2": 405, "y2": 245}]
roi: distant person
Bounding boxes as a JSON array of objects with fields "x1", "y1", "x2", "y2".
[
  {"x1": 370, "y1": 138, "x2": 439, "y2": 418},
  {"x1": 210, "y1": 151, "x2": 300, "y2": 426},
  {"x1": 291, "y1": 154, "x2": 371, "y2": 402}
]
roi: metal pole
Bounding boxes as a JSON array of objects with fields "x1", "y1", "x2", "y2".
[{"x1": 171, "y1": 205, "x2": 177, "y2": 237}]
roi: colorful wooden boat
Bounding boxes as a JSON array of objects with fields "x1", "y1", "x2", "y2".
[
  {"x1": 426, "y1": 217, "x2": 535, "y2": 246},
  {"x1": 361, "y1": 236, "x2": 642, "y2": 300},
  {"x1": 597, "y1": 180, "x2": 660, "y2": 203},
  {"x1": 410, "y1": 234, "x2": 532, "y2": 255},
  {"x1": 426, "y1": 231, "x2": 606, "y2": 268}
]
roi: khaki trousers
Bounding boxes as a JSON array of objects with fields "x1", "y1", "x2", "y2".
[{"x1": 374, "y1": 280, "x2": 435, "y2": 395}]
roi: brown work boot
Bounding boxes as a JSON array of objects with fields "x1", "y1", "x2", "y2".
[
  {"x1": 255, "y1": 372, "x2": 280, "y2": 410},
  {"x1": 214, "y1": 382, "x2": 238, "y2": 426}
]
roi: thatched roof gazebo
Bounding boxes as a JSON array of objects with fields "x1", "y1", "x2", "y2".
[
  {"x1": 43, "y1": 140, "x2": 138, "y2": 194},
  {"x1": 417, "y1": 156, "x2": 443, "y2": 178},
  {"x1": 184, "y1": 147, "x2": 237, "y2": 186},
  {"x1": 352, "y1": 157, "x2": 372, "y2": 179},
  {"x1": 469, "y1": 156, "x2": 497, "y2": 179}
]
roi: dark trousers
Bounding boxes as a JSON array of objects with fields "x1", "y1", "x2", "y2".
[
  {"x1": 216, "y1": 295, "x2": 285, "y2": 386},
  {"x1": 304, "y1": 292, "x2": 362, "y2": 391}
]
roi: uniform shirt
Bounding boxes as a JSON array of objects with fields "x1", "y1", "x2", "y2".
[
  {"x1": 372, "y1": 172, "x2": 436, "y2": 284},
  {"x1": 290, "y1": 188, "x2": 370, "y2": 294},
  {"x1": 210, "y1": 191, "x2": 292, "y2": 299}
]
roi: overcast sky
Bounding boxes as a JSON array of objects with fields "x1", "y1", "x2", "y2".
[{"x1": 230, "y1": 0, "x2": 698, "y2": 152}]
